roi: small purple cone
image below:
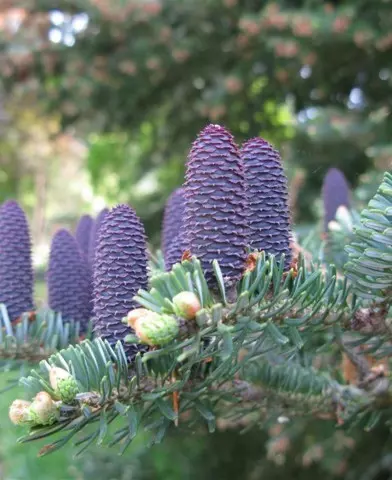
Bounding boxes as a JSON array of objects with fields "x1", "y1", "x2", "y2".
[
  {"x1": 0, "y1": 201, "x2": 34, "y2": 320},
  {"x1": 93, "y1": 204, "x2": 148, "y2": 360},
  {"x1": 162, "y1": 188, "x2": 185, "y2": 271},
  {"x1": 88, "y1": 208, "x2": 109, "y2": 266},
  {"x1": 322, "y1": 168, "x2": 351, "y2": 232},
  {"x1": 241, "y1": 137, "x2": 292, "y2": 268},
  {"x1": 75, "y1": 215, "x2": 93, "y2": 258},
  {"x1": 183, "y1": 124, "x2": 248, "y2": 285},
  {"x1": 48, "y1": 229, "x2": 91, "y2": 324}
]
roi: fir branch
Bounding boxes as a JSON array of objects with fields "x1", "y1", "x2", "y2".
[
  {"x1": 0, "y1": 305, "x2": 85, "y2": 364},
  {"x1": 13, "y1": 338, "x2": 392, "y2": 458},
  {"x1": 6, "y1": 171, "x2": 392, "y2": 459},
  {"x1": 345, "y1": 172, "x2": 392, "y2": 303}
]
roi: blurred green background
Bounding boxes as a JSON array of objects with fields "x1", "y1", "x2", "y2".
[{"x1": 0, "y1": 0, "x2": 391, "y2": 478}]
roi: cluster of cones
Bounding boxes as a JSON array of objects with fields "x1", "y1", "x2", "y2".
[
  {"x1": 162, "y1": 125, "x2": 292, "y2": 280},
  {"x1": 0, "y1": 124, "x2": 351, "y2": 362},
  {"x1": 0, "y1": 202, "x2": 109, "y2": 326}
]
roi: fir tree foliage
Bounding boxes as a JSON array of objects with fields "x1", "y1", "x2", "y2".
[
  {"x1": 1, "y1": 127, "x2": 391, "y2": 459},
  {"x1": 344, "y1": 172, "x2": 392, "y2": 301},
  {"x1": 0, "y1": 305, "x2": 82, "y2": 367},
  {"x1": 11, "y1": 237, "x2": 391, "y2": 456}
]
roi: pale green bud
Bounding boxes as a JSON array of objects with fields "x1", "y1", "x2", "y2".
[
  {"x1": 173, "y1": 291, "x2": 201, "y2": 320},
  {"x1": 335, "y1": 205, "x2": 353, "y2": 231},
  {"x1": 134, "y1": 313, "x2": 179, "y2": 346},
  {"x1": 328, "y1": 220, "x2": 342, "y2": 232},
  {"x1": 49, "y1": 367, "x2": 79, "y2": 403},
  {"x1": 126, "y1": 308, "x2": 149, "y2": 328}
]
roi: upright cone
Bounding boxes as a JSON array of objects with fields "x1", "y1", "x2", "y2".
[
  {"x1": 93, "y1": 204, "x2": 148, "y2": 360},
  {"x1": 322, "y1": 168, "x2": 350, "y2": 232},
  {"x1": 75, "y1": 214, "x2": 93, "y2": 257},
  {"x1": 47, "y1": 229, "x2": 91, "y2": 324},
  {"x1": 162, "y1": 188, "x2": 185, "y2": 271},
  {"x1": 241, "y1": 137, "x2": 291, "y2": 267},
  {"x1": 183, "y1": 124, "x2": 248, "y2": 285},
  {"x1": 88, "y1": 208, "x2": 109, "y2": 266},
  {"x1": 0, "y1": 201, "x2": 34, "y2": 320}
]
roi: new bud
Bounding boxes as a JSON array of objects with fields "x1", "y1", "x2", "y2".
[
  {"x1": 173, "y1": 292, "x2": 201, "y2": 320},
  {"x1": 328, "y1": 220, "x2": 342, "y2": 232},
  {"x1": 9, "y1": 399, "x2": 32, "y2": 426},
  {"x1": 49, "y1": 367, "x2": 79, "y2": 403},
  {"x1": 335, "y1": 205, "x2": 353, "y2": 231},
  {"x1": 126, "y1": 308, "x2": 149, "y2": 329},
  {"x1": 29, "y1": 392, "x2": 59, "y2": 426},
  {"x1": 134, "y1": 312, "x2": 179, "y2": 346}
]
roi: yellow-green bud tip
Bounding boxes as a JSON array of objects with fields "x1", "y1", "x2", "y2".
[
  {"x1": 172, "y1": 291, "x2": 201, "y2": 320},
  {"x1": 49, "y1": 367, "x2": 79, "y2": 403},
  {"x1": 126, "y1": 308, "x2": 150, "y2": 328},
  {"x1": 134, "y1": 313, "x2": 179, "y2": 346}
]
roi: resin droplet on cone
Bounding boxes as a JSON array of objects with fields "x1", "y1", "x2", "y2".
[
  {"x1": 162, "y1": 188, "x2": 186, "y2": 271},
  {"x1": 47, "y1": 229, "x2": 91, "y2": 325},
  {"x1": 75, "y1": 214, "x2": 94, "y2": 257},
  {"x1": 322, "y1": 168, "x2": 351, "y2": 232},
  {"x1": 241, "y1": 137, "x2": 292, "y2": 268},
  {"x1": 0, "y1": 201, "x2": 34, "y2": 320},
  {"x1": 183, "y1": 124, "x2": 248, "y2": 285},
  {"x1": 93, "y1": 204, "x2": 148, "y2": 360}
]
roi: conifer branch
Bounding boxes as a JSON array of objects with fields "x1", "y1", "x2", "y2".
[
  {"x1": 2, "y1": 126, "x2": 391, "y2": 461},
  {"x1": 0, "y1": 305, "x2": 85, "y2": 364}
]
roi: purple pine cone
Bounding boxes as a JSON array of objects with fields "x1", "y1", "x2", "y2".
[
  {"x1": 93, "y1": 204, "x2": 148, "y2": 360},
  {"x1": 162, "y1": 188, "x2": 185, "y2": 271},
  {"x1": 75, "y1": 215, "x2": 93, "y2": 258},
  {"x1": 183, "y1": 124, "x2": 248, "y2": 285},
  {"x1": 0, "y1": 201, "x2": 34, "y2": 320},
  {"x1": 75, "y1": 215, "x2": 94, "y2": 317},
  {"x1": 241, "y1": 138, "x2": 292, "y2": 268},
  {"x1": 88, "y1": 208, "x2": 109, "y2": 266},
  {"x1": 48, "y1": 229, "x2": 91, "y2": 325},
  {"x1": 322, "y1": 168, "x2": 351, "y2": 232}
]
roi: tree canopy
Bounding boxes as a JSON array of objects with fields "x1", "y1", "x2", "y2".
[{"x1": 1, "y1": 0, "x2": 391, "y2": 230}]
